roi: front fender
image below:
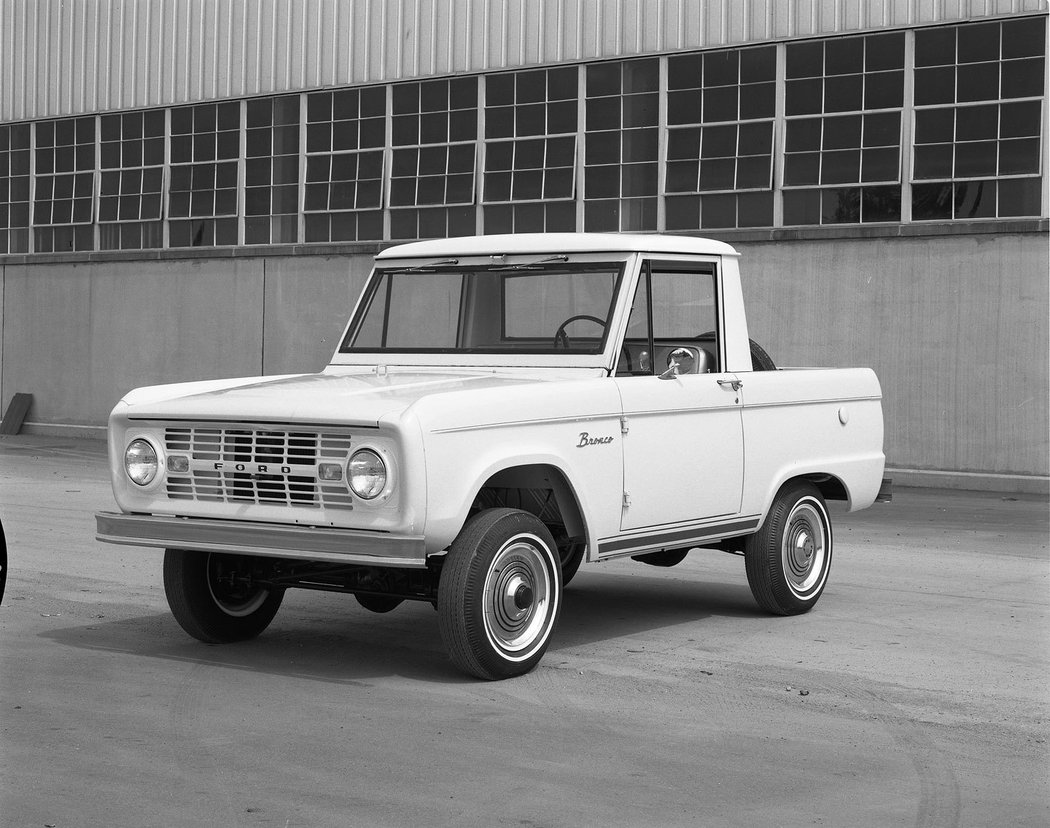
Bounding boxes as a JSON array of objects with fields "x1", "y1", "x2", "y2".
[{"x1": 420, "y1": 428, "x2": 622, "y2": 556}]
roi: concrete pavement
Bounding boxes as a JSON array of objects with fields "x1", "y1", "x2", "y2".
[{"x1": 1, "y1": 435, "x2": 1047, "y2": 827}]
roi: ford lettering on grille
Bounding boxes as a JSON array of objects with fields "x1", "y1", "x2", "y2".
[{"x1": 164, "y1": 425, "x2": 356, "y2": 510}]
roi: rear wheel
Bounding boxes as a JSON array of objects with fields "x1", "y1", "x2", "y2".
[
  {"x1": 163, "y1": 550, "x2": 284, "y2": 643},
  {"x1": 744, "y1": 482, "x2": 832, "y2": 615},
  {"x1": 438, "y1": 509, "x2": 562, "y2": 680}
]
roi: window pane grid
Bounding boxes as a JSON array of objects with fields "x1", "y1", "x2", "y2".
[
  {"x1": 0, "y1": 21, "x2": 1045, "y2": 254},
  {"x1": 33, "y1": 117, "x2": 95, "y2": 251},
  {"x1": 168, "y1": 102, "x2": 240, "y2": 247},
  {"x1": 0, "y1": 123, "x2": 31, "y2": 253},
  {"x1": 245, "y1": 95, "x2": 301, "y2": 245},
  {"x1": 304, "y1": 87, "x2": 387, "y2": 242},
  {"x1": 483, "y1": 66, "x2": 579, "y2": 226},
  {"x1": 98, "y1": 111, "x2": 164, "y2": 250},
  {"x1": 585, "y1": 58, "x2": 660, "y2": 232},
  {"x1": 912, "y1": 18, "x2": 1045, "y2": 219},
  {"x1": 390, "y1": 77, "x2": 478, "y2": 239}
]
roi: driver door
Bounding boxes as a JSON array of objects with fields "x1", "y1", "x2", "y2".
[{"x1": 613, "y1": 260, "x2": 744, "y2": 533}]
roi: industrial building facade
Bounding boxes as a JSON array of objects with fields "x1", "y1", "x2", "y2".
[{"x1": 0, "y1": 0, "x2": 1047, "y2": 492}]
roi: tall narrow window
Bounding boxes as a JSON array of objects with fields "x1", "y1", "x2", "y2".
[
  {"x1": 304, "y1": 87, "x2": 386, "y2": 242},
  {"x1": 34, "y1": 117, "x2": 95, "y2": 252},
  {"x1": 0, "y1": 124, "x2": 31, "y2": 254},
  {"x1": 666, "y1": 45, "x2": 776, "y2": 230},
  {"x1": 912, "y1": 18, "x2": 1045, "y2": 220},
  {"x1": 168, "y1": 103, "x2": 240, "y2": 246},
  {"x1": 390, "y1": 77, "x2": 478, "y2": 240},
  {"x1": 99, "y1": 110, "x2": 165, "y2": 250},
  {"x1": 245, "y1": 95, "x2": 300, "y2": 245},
  {"x1": 585, "y1": 59, "x2": 659, "y2": 231},
  {"x1": 483, "y1": 67, "x2": 578, "y2": 234},
  {"x1": 783, "y1": 32, "x2": 905, "y2": 225}
]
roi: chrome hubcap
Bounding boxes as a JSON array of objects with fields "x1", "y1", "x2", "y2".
[
  {"x1": 483, "y1": 537, "x2": 553, "y2": 655},
  {"x1": 782, "y1": 501, "x2": 827, "y2": 596}
]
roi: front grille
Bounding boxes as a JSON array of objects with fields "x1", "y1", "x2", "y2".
[{"x1": 163, "y1": 426, "x2": 356, "y2": 510}]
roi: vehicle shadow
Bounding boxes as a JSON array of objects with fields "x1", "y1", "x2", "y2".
[{"x1": 42, "y1": 567, "x2": 762, "y2": 685}]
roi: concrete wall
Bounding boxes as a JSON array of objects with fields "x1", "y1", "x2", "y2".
[
  {"x1": 1, "y1": 232, "x2": 1047, "y2": 490},
  {"x1": 0, "y1": 254, "x2": 371, "y2": 432},
  {"x1": 738, "y1": 232, "x2": 1049, "y2": 487}
]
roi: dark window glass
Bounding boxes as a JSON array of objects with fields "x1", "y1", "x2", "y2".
[
  {"x1": 955, "y1": 104, "x2": 998, "y2": 141},
  {"x1": 862, "y1": 186, "x2": 901, "y2": 221},
  {"x1": 823, "y1": 116, "x2": 861, "y2": 150},
  {"x1": 954, "y1": 179, "x2": 996, "y2": 218},
  {"x1": 957, "y1": 22, "x2": 1000, "y2": 64},
  {"x1": 915, "y1": 109, "x2": 955, "y2": 144},
  {"x1": 914, "y1": 144, "x2": 954, "y2": 179},
  {"x1": 825, "y1": 37, "x2": 864, "y2": 75},
  {"x1": 861, "y1": 148, "x2": 898, "y2": 182},
  {"x1": 1001, "y1": 17, "x2": 1046, "y2": 59},
  {"x1": 824, "y1": 74, "x2": 863, "y2": 112},
  {"x1": 785, "y1": 79, "x2": 823, "y2": 115},
  {"x1": 822, "y1": 150, "x2": 861, "y2": 184},
  {"x1": 957, "y1": 62, "x2": 1000, "y2": 102},
  {"x1": 740, "y1": 46, "x2": 776, "y2": 83},
  {"x1": 916, "y1": 27, "x2": 956, "y2": 67},
  {"x1": 787, "y1": 41, "x2": 823, "y2": 78},
  {"x1": 703, "y1": 86, "x2": 738, "y2": 122},
  {"x1": 784, "y1": 152, "x2": 820, "y2": 186},
  {"x1": 587, "y1": 63, "x2": 621, "y2": 97},
  {"x1": 786, "y1": 118, "x2": 822, "y2": 152},
  {"x1": 740, "y1": 82, "x2": 775, "y2": 119},
  {"x1": 865, "y1": 71, "x2": 904, "y2": 109},
  {"x1": 998, "y1": 138, "x2": 1040, "y2": 175},
  {"x1": 866, "y1": 33, "x2": 905, "y2": 71},
  {"x1": 737, "y1": 191, "x2": 773, "y2": 226},
  {"x1": 783, "y1": 188, "x2": 822, "y2": 225},
  {"x1": 822, "y1": 187, "x2": 860, "y2": 223},
  {"x1": 668, "y1": 54, "x2": 702, "y2": 89},
  {"x1": 704, "y1": 51, "x2": 738, "y2": 86},
  {"x1": 914, "y1": 66, "x2": 955, "y2": 105},
  {"x1": 1001, "y1": 57, "x2": 1046, "y2": 99},
  {"x1": 999, "y1": 101, "x2": 1042, "y2": 138},
  {"x1": 665, "y1": 195, "x2": 700, "y2": 230},
  {"x1": 997, "y1": 177, "x2": 1042, "y2": 216},
  {"x1": 954, "y1": 141, "x2": 997, "y2": 177},
  {"x1": 700, "y1": 193, "x2": 735, "y2": 228}
]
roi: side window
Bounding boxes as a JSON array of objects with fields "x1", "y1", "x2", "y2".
[{"x1": 618, "y1": 262, "x2": 719, "y2": 376}]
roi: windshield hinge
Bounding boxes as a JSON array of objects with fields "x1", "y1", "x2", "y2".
[{"x1": 620, "y1": 416, "x2": 629, "y2": 435}]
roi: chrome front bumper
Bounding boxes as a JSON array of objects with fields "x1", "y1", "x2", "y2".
[{"x1": 95, "y1": 511, "x2": 428, "y2": 568}]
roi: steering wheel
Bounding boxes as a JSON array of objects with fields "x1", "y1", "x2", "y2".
[{"x1": 553, "y1": 314, "x2": 607, "y2": 349}]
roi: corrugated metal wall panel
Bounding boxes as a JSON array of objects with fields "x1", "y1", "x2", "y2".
[{"x1": 2, "y1": 0, "x2": 1046, "y2": 121}]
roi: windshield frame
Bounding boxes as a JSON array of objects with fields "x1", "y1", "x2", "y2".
[{"x1": 337, "y1": 260, "x2": 628, "y2": 360}]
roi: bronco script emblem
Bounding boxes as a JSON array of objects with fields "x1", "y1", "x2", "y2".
[{"x1": 577, "y1": 432, "x2": 614, "y2": 448}]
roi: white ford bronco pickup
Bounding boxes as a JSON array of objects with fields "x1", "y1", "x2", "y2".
[{"x1": 96, "y1": 233, "x2": 887, "y2": 680}]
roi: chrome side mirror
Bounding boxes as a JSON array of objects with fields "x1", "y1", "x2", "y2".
[{"x1": 659, "y1": 347, "x2": 695, "y2": 379}]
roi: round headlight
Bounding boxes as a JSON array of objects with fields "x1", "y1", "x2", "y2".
[
  {"x1": 348, "y1": 449, "x2": 387, "y2": 499},
  {"x1": 124, "y1": 439, "x2": 159, "y2": 486}
]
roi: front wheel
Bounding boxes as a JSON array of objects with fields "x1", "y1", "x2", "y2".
[
  {"x1": 744, "y1": 483, "x2": 833, "y2": 615},
  {"x1": 163, "y1": 550, "x2": 284, "y2": 643},
  {"x1": 438, "y1": 509, "x2": 563, "y2": 680}
]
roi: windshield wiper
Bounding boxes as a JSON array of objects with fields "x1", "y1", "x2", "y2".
[
  {"x1": 489, "y1": 254, "x2": 569, "y2": 271},
  {"x1": 387, "y1": 258, "x2": 459, "y2": 273}
]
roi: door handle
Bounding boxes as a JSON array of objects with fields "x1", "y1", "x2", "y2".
[{"x1": 717, "y1": 378, "x2": 743, "y2": 391}]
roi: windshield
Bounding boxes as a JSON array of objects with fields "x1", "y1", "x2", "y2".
[{"x1": 341, "y1": 263, "x2": 624, "y2": 354}]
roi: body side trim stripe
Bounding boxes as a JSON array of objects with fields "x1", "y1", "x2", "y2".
[{"x1": 598, "y1": 516, "x2": 761, "y2": 555}]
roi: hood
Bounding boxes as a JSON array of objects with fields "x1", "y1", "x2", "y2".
[{"x1": 121, "y1": 370, "x2": 553, "y2": 426}]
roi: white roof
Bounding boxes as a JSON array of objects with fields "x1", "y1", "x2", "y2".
[{"x1": 376, "y1": 233, "x2": 739, "y2": 260}]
